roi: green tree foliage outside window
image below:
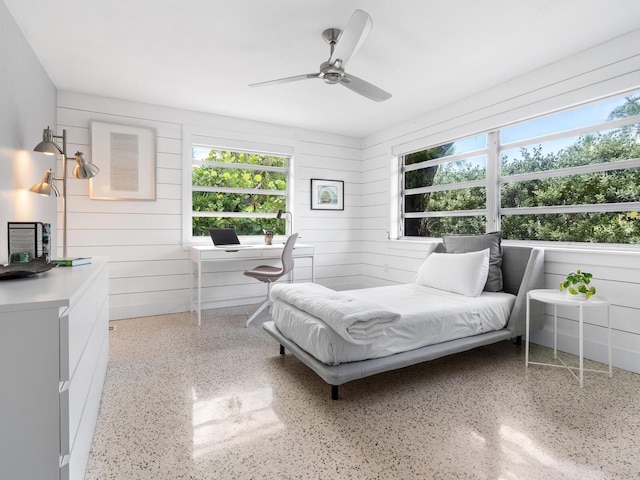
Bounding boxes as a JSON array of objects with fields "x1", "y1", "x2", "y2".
[
  {"x1": 402, "y1": 93, "x2": 640, "y2": 243},
  {"x1": 191, "y1": 149, "x2": 288, "y2": 236}
]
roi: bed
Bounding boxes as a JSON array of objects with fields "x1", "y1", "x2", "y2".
[{"x1": 263, "y1": 239, "x2": 545, "y2": 400}]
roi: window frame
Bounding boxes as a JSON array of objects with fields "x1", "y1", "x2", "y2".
[
  {"x1": 182, "y1": 127, "x2": 294, "y2": 245},
  {"x1": 398, "y1": 91, "x2": 640, "y2": 246},
  {"x1": 400, "y1": 136, "x2": 490, "y2": 237}
]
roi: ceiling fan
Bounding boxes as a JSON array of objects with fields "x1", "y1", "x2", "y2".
[{"x1": 249, "y1": 9, "x2": 392, "y2": 102}]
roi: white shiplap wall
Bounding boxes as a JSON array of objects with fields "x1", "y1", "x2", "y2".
[
  {"x1": 56, "y1": 91, "x2": 362, "y2": 320},
  {"x1": 54, "y1": 28, "x2": 640, "y2": 372},
  {"x1": 359, "y1": 29, "x2": 640, "y2": 373}
]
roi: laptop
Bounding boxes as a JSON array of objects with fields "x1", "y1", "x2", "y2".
[{"x1": 209, "y1": 228, "x2": 252, "y2": 249}]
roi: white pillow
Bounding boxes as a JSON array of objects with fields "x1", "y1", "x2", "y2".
[
  {"x1": 415, "y1": 248, "x2": 490, "y2": 297},
  {"x1": 410, "y1": 243, "x2": 438, "y2": 283}
]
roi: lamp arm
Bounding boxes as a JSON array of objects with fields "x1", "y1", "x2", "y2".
[
  {"x1": 47, "y1": 129, "x2": 64, "y2": 154},
  {"x1": 60, "y1": 129, "x2": 68, "y2": 259}
]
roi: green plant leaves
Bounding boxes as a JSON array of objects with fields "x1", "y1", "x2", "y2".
[{"x1": 559, "y1": 269, "x2": 597, "y2": 299}]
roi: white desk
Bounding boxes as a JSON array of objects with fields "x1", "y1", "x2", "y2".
[
  {"x1": 525, "y1": 289, "x2": 611, "y2": 388},
  {"x1": 190, "y1": 243, "x2": 315, "y2": 326}
]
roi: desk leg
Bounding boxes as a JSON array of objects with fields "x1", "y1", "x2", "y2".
[
  {"x1": 190, "y1": 259, "x2": 194, "y2": 313},
  {"x1": 197, "y1": 259, "x2": 202, "y2": 327},
  {"x1": 553, "y1": 304, "x2": 558, "y2": 359},
  {"x1": 579, "y1": 303, "x2": 584, "y2": 388},
  {"x1": 525, "y1": 292, "x2": 530, "y2": 369},
  {"x1": 607, "y1": 304, "x2": 612, "y2": 377},
  {"x1": 311, "y1": 255, "x2": 315, "y2": 283}
]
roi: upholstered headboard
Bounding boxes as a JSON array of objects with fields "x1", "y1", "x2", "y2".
[{"x1": 502, "y1": 246, "x2": 545, "y2": 337}]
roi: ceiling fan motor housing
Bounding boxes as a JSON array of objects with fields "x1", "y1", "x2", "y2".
[{"x1": 319, "y1": 60, "x2": 344, "y2": 84}]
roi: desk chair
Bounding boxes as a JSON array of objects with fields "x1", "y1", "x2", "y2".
[{"x1": 243, "y1": 233, "x2": 298, "y2": 326}]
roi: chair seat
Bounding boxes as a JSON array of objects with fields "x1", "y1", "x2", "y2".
[{"x1": 244, "y1": 265, "x2": 284, "y2": 282}]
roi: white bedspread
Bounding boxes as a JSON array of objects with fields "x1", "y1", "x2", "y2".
[
  {"x1": 270, "y1": 283, "x2": 400, "y2": 344},
  {"x1": 271, "y1": 284, "x2": 516, "y2": 365}
]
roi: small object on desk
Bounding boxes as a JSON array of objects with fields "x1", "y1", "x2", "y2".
[{"x1": 51, "y1": 257, "x2": 92, "y2": 267}]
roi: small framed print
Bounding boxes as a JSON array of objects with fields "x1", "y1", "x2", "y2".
[{"x1": 310, "y1": 178, "x2": 344, "y2": 210}]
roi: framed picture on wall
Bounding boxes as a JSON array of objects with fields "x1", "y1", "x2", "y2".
[
  {"x1": 89, "y1": 121, "x2": 156, "y2": 200},
  {"x1": 310, "y1": 178, "x2": 344, "y2": 210}
]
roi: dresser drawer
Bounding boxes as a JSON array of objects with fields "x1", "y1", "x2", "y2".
[
  {"x1": 60, "y1": 303, "x2": 108, "y2": 458},
  {"x1": 200, "y1": 248, "x2": 261, "y2": 260},
  {"x1": 60, "y1": 269, "x2": 108, "y2": 381},
  {"x1": 60, "y1": 330, "x2": 109, "y2": 480}
]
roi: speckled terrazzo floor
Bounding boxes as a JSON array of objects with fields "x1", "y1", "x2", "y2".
[{"x1": 85, "y1": 309, "x2": 640, "y2": 480}]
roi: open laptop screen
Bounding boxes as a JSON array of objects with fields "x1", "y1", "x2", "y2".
[{"x1": 209, "y1": 228, "x2": 241, "y2": 246}]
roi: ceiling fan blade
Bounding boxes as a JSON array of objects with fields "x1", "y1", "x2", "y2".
[
  {"x1": 329, "y1": 9, "x2": 372, "y2": 67},
  {"x1": 340, "y1": 74, "x2": 392, "y2": 102},
  {"x1": 249, "y1": 73, "x2": 320, "y2": 87}
]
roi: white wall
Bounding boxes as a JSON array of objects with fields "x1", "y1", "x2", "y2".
[
  {"x1": 0, "y1": 1, "x2": 56, "y2": 264},
  {"x1": 360, "y1": 29, "x2": 640, "y2": 373},
  {"x1": 56, "y1": 91, "x2": 362, "y2": 319},
  {"x1": 4, "y1": 0, "x2": 638, "y2": 374}
]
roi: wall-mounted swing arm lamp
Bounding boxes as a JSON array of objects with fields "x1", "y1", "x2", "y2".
[
  {"x1": 276, "y1": 209, "x2": 293, "y2": 235},
  {"x1": 30, "y1": 127, "x2": 100, "y2": 259}
]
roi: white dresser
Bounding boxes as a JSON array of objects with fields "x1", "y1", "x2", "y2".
[{"x1": 0, "y1": 258, "x2": 109, "y2": 480}]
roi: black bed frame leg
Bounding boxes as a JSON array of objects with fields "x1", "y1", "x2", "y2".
[
  {"x1": 279, "y1": 344, "x2": 285, "y2": 355},
  {"x1": 331, "y1": 385, "x2": 339, "y2": 401},
  {"x1": 514, "y1": 335, "x2": 522, "y2": 346}
]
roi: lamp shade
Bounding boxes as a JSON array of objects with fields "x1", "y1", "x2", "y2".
[
  {"x1": 29, "y1": 169, "x2": 60, "y2": 196},
  {"x1": 73, "y1": 152, "x2": 100, "y2": 179},
  {"x1": 33, "y1": 127, "x2": 62, "y2": 155}
]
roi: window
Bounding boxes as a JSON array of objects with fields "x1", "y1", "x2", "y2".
[
  {"x1": 400, "y1": 91, "x2": 640, "y2": 244},
  {"x1": 401, "y1": 134, "x2": 489, "y2": 237},
  {"x1": 189, "y1": 145, "x2": 290, "y2": 238}
]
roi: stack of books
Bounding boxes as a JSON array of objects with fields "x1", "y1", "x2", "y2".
[{"x1": 51, "y1": 257, "x2": 92, "y2": 267}]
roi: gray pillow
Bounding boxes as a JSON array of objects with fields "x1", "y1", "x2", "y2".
[{"x1": 442, "y1": 232, "x2": 503, "y2": 292}]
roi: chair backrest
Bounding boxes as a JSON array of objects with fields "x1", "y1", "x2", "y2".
[{"x1": 280, "y1": 233, "x2": 299, "y2": 275}]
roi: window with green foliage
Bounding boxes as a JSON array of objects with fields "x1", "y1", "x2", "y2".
[
  {"x1": 402, "y1": 134, "x2": 488, "y2": 237},
  {"x1": 190, "y1": 146, "x2": 289, "y2": 237},
  {"x1": 401, "y1": 91, "x2": 640, "y2": 243}
]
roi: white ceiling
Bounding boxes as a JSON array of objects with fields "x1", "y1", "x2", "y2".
[{"x1": 5, "y1": 0, "x2": 640, "y2": 137}]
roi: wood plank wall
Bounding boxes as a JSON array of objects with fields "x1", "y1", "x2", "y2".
[
  {"x1": 56, "y1": 92, "x2": 362, "y2": 320},
  {"x1": 358, "y1": 30, "x2": 640, "y2": 373},
  {"x1": 54, "y1": 28, "x2": 640, "y2": 373}
]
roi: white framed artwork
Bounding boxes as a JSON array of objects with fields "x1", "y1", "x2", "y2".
[{"x1": 90, "y1": 121, "x2": 156, "y2": 200}]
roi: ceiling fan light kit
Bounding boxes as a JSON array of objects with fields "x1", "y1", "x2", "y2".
[{"x1": 250, "y1": 9, "x2": 392, "y2": 102}]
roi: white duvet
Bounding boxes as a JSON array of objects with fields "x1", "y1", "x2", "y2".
[
  {"x1": 271, "y1": 283, "x2": 516, "y2": 365},
  {"x1": 270, "y1": 283, "x2": 400, "y2": 344}
]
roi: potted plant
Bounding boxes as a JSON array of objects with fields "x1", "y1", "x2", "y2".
[{"x1": 559, "y1": 269, "x2": 596, "y2": 299}]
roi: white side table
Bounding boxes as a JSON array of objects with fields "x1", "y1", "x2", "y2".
[{"x1": 525, "y1": 289, "x2": 612, "y2": 387}]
